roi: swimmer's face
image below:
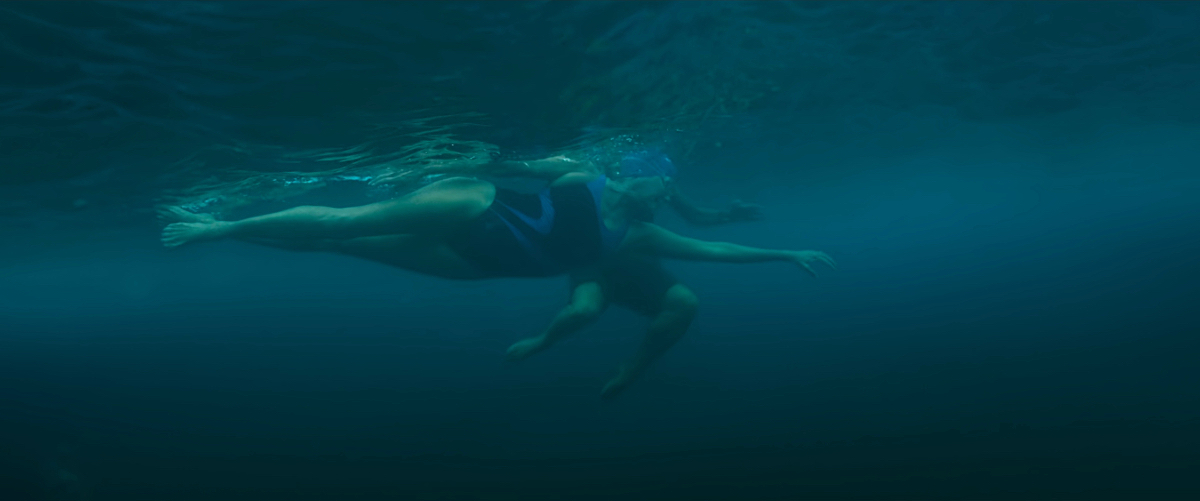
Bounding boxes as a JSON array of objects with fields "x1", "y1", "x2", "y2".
[
  {"x1": 628, "y1": 176, "x2": 671, "y2": 199},
  {"x1": 616, "y1": 176, "x2": 672, "y2": 220}
]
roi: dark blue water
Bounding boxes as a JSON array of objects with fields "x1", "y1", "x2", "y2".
[{"x1": 3, "y1": 2, "x2": 1199, "y2": 500}]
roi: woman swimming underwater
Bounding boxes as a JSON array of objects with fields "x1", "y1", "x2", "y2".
[
  {"x1": 162, "y1": 162, "x2": 833, "y2": 280},
  {"x1": 161, "y1": 155, "x2": 834, "y2": 396}
]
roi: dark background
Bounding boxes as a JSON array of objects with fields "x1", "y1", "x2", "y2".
[{"x1": 2, "y1": 2, "x2": 1199, "y2": 500}]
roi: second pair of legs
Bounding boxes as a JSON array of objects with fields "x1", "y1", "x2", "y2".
[{"x1": 507, "y1": 256, "x2": 698, "y2": 399}]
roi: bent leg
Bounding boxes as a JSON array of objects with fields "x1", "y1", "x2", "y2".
[
  {"x1": 162, "y1": 177, "x2": 494, "y2": 247},
  {"x1": 506, "y1": 281, "x2": 608, "y2": 362},
  {"x1": 602, "y1": 283, "x2": 698, "y2": 399}
]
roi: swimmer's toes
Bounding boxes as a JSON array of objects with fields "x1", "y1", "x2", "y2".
[
  {"x1": 160, "y1": 224, "x2": 186, "y2": 247},
  {"x1": 505, "y1": 337, "x2": 546, "y2": 362},
  {"x1": 156, "y1": 206, "x2": 182, "y2": 223},
  {"x1": 600, "y1": 367, "x2": 636, "y2": 400},
  {"x1": 157, "y1": 205, "x2": 214, "y2": 224},
  {"x1": 161, "y1": 222, "x2": 208, "y2": 248}
]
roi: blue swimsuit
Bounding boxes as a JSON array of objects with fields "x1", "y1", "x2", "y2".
[{"x1": 446, "y1": 176, "x2": 627, "y2": 277}]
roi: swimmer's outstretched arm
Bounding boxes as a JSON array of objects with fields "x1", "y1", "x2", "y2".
[{"x1": 621, "y1": 222, "x2": 835, "y2": 277}]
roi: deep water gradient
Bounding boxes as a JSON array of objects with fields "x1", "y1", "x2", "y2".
[{"x1": 2, "y1": 2, "x2": 1199, "y2": 500}]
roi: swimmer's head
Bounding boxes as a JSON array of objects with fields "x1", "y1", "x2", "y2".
[
  {"x1": 608, "y1": 174, "x2": 672, "y2": 221},
  {"x1": 605, "y1": 150, "x2": 676, "y2": 221},
  {"x1": 616, "y1": 150, "x2": 677, "y2": 179}
]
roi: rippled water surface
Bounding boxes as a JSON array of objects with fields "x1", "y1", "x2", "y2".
[{"x1": 2, "y1": 2, "x2": 1199, "y2": 500}]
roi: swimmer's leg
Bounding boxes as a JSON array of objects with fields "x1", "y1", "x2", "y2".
[
  {"x1": 601, "y1": 284, "x2": 698, "y2": 399},
  {"x1": 161, "y1": 177, "x2": 494, "y2": 248},
  {"x1": 243, "y1": 234, "x2": 484, "y2": 280},
  {"x1": 506, "y1": 281, "x2": 607, "y2": 361},
  {"x1": 159, "y1": 205, "x2": 481, "y2": 278}
]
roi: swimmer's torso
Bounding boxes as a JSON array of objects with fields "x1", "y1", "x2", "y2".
[{"x1": 447, "y1": 176, "x2": 627, "y2": 277}]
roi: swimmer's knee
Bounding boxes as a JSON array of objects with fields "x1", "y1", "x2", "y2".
[
  {"x1": 427, "y1": 178, "x2": 495, "y2": 215},
  {"x1": 569, "y1": 298, "x2": 605, "y2": 322},
  {"x1": 663, "y1": 284, "x2": 699, "y2": 317}
]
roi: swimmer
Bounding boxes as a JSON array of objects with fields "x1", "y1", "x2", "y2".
[
  {"x1": 162, "y1": 154, "x2": 834, "y2": 397},
  {"x1": 343, "y1": 150, "x2": 822, "y2": 398},
  {"x1": 489, "y1": 151, "x2": 770, "y2": 398}
]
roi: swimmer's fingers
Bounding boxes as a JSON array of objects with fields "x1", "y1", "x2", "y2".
[
  {"x1": 789, "y1": 251, "x2": 818, "y2": 278},
  {"x1": 818, "y1": 252, "x2": 837, "y2": 270},
  {"x1": 729, "y1": 200, "x2": 764, "y2": 220},
  {"x1": 791, "y1": 250, "x2": 836, "y2": 278}
]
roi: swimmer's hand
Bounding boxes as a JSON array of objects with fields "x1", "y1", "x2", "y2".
[
  {"x1": 725, "y1": 200, "x2": 764, "y2": 222},
  {"x1": 789, "y1": 250, "x2": 836, "y2": 278}
]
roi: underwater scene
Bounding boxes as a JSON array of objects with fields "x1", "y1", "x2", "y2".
[{"x1": 2, "y1": 2, "x2": 1199, "y2": 500}]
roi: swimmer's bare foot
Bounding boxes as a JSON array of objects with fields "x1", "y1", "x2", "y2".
[
  {"x1": 161, "y1": 221, "x2": 231, "y2": 248},
  {"x1": 506, "y1": 336, "x2": 550, "y2": 362},
  {"x1": 157, "y1": 205, "x2": 216, "y2": 224},
  {"x1": 600, "y1": 365, "x2": 639, "y2": 400}
]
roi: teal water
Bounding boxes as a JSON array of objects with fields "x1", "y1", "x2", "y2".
[{"x1": 2, "y1": 2, "x2": 1199, "y2": 500}]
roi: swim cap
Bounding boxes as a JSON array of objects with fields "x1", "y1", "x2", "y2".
[{"x1": 618, "y1": 150, "x2": 676, "y2": 179}]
